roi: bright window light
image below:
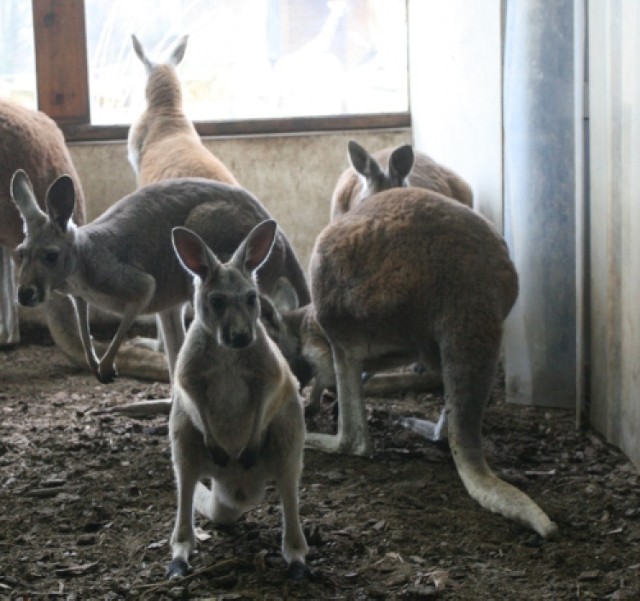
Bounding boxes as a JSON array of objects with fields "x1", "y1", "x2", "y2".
[
  {"x1": 85, "y1": 0, "x2": 408, "y2": 125},
  {"x1": 0, "y1": 1, "x2": 37, "y2": 108}
]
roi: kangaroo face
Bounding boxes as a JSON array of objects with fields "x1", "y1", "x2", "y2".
[
  {"x1": 15, "y1": 221, "x2": 76, "y2": 306},
  {"x1": 10, "y1": 170, "x2": 77, "y2": 307},
  {"x1": 173, "y1": 219, "x2": 278, "y2": 351},
  {"x1": 198, "y1": 266, "x2": 260, "y2": 349}
]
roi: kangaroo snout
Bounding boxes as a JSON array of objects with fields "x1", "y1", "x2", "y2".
[
  {"x1": 17, "y1": 285, "x2": 43, "y2": 307},
  {"x1": 224, "y1": 327, "x2": 254, "y2": 349}
]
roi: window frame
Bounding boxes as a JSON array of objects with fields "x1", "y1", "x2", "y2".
[{"x1": 32, "y1": 0, "x2": 410, "y2": 142}]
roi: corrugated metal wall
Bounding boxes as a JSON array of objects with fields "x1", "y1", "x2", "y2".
[{"x1": 589, "y1": 0, "x2": 640, "y2": 467}]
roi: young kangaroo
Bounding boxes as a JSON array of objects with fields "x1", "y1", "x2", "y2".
[
  {"x1": 286, "y1": 187, "x2": 557, "y2": 538},
  {"x1": 128, "y1": 35, "x2": 238, "y2": 187},
  {"x1": 330, "y1": 139, "x2": 473, "y2": 220},
  {"x1": 10, "y1": 172, "x2": 310, "y2": 387},
  {"x1": 168, "y1": 220, "x2": 309, "y2": 580}
]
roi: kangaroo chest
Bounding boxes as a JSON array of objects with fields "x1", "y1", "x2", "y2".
[{"x1": 182, "y1": 360, "x2": 264, "y2": 457}]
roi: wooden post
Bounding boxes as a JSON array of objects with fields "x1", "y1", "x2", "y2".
[{"x1": 32, "y1": 0, "x2": 89, "y2": 124}]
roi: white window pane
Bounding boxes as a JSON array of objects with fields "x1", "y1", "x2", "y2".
[
  {"x1": 85, "y1": 0, "x2": 408, "y2": 125},
  {"x1": 0, "y1": 1, "x2": 36, "y2": 108}
]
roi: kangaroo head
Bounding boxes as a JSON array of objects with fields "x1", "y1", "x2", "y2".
[
  {"x1": 10, "y1": 170, "x2": 78, "y2": 307},
  {"x1": 173, "y1": 220, "x2": 277, "y2": 349},
  {"x1": 348, "y1": 140, "x2": 415, "y2": 200},
  {"x1": 131, "y1": 34, "x2": 188, "y2": 110}
]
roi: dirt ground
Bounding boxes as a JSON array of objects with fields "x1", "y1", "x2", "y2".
[{"x1": 1, "y1": 334, "x2": 640, "y2": 600}]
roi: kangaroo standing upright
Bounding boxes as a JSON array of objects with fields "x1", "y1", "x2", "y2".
[
  {"x1": 168, "y1": 220, "x2": 309, "y2": 580},
  {"x1": 128, "y1": 34, "x2": 238, "y2": 187}
]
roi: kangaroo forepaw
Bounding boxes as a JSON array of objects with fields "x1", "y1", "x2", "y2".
[
  {"x1": 207, "y1": 444, "x2": 230, "y2": 467},
  {"x1": 97, "y1": 363, "x2": 117, "y2": 384},
  {"x1": 238, "y1": 446, "x2": 258, "y2": 470},
  {"x1": 166, "y1": 557, "x2": 190, "y2": 579},
  {"x1": 287, "y1": 560, "x2": 310, "y2": 581}
]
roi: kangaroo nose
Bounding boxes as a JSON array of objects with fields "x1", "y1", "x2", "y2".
[
  {"x1": 229, "y1": 332, "x2": 252, "y2": 349},
  {"x1": 17, "y1": 286, "x2": 38, "y2": 306}
]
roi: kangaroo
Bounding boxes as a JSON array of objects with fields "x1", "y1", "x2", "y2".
[
  {"x1": 0, "y1": 98, "x2": 169, "y2": 379},
  {"x1": 278, "y1": 187, "x2": 557, "y2": 538},
  {"x1": 10, "y1": 172, "x2": 310, "y2": 389},
  {"x1": 128, "y1": 34, "x2": 238, "y2": 187},
  {"x1": 167, "y1": 220, "x2": 309, "y2": 580},
  {"x1": 330, "y1": 139, "x2": 473, "y2": 220}
]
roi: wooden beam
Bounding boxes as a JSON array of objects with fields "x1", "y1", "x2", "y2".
[{"x1": 32, "y1": 0, "x2": 89, "y2": 124}]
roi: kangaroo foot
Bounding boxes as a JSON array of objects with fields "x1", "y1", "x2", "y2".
[
  {"x1": 399, "y1": 407, "x2": 448, "y2": 443},
  {"x1": 287, "y1": 560, "x2": 310, "y2": 580},
  {"x1": 166, "y1": 557, "x2": 190, "y2": 579}
]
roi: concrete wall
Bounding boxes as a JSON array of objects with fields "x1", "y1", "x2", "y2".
[{"x1": 68, "y1": 129, "x2": 411, "y2": 273}]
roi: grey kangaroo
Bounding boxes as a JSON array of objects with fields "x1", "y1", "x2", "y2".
[
  {"x1": 275, "y1": 187, "x2": 557, "y2": 538},
  {"x1": 10, "y1": 172, "x2": 310, "y2": 387},
  {"x1": 168, "y1": 220, "x2": 308, "y2": 580}
]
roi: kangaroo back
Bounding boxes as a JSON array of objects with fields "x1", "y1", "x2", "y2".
[
  {"x1": 0, "y1": 99, "x2": 85, "y2": 249},
  {"x1": 128, "y1": 35, "x2": 238, "y2": 187},
  {"x1": 330, "y1": 140, "x2": 473, "y2": 220},
  {"x1": 305, "y1": 187, "x2": 556, "y2": 538}
]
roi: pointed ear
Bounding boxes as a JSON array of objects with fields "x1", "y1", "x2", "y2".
[
  {"x1": 10, "y1": 169, "x2": 47, "y2": 228},
  {"x1": 388, "y1": 144, "x2": 414, "y2": 183},
  {"x1": 348, "y1": 140, "x2": 381, "y2": 180},
  {"x1": 131, "y1": 34, "x2": 154, "y2": 73},
  {"x1": 272, "y1": 277, "x2": 300, "y2": 312},
  {"x1": 169, "y1": 35, "x2": 188, "y2": 66},
  {"x1": 233, "y1": 220, "x2": 278, "y2": 274},
  {"x1": 172, "y1": 227, "x2": 218, "y2": 279},
  {"x1": 45, "y1": 175, "x2": 76, "y2": 232}
]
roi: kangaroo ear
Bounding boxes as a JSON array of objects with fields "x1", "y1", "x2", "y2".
[
  {"x1": 131, "y1": 34, "x2": 154, "y2": 73},
  {"x1": 271, "y1": 277, "x2": 300, "y2": 312},
  {"x1": 45, "y1": 175, "x2": 76, "y2": 232},
  {"x1": 169, "y1": 34, "x2": 188, "y2": 66},
  {"x1": 388, "y1": 144, "x2": 414, "y2": 184},
  {"x1": 10, "y1": 169, "x2": 47, "y2": 229},
  {"x1": 234, "y1": 220, "x2": 278, "y2": 274},
  {"x1": 348, "y1": 140, "x2": 381, "y2": 180},
  {"x1": 172, "y1": 227, "x2": 219, "y2": 279}
]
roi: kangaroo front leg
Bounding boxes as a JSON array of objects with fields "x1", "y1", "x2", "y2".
[
  {"x1": 97, "y1": 275, "x2": 156, "y2": 383},
  {"x1": 71, "y1": 296, "x2": 100, "y2": 379},
  {"x1": 157, "y1": 306, "x2": 186, "y2": 383}
]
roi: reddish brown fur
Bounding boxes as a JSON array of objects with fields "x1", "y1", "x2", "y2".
[
  {"x1": 0, "y1": 99, "x2": 85, "y2": 249},
  {"x1": 330, "y1": 146, "x2": 473, "y2": 220},
  {"x1": 128, "y1": 46, "x2": 238, "y2": 187}
]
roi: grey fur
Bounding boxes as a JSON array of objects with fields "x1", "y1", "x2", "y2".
[
  {"x1": 167, "y1": 221, "x2": 308, "y2": 579},
  {"x1": 10, "y1": 173, "x2": 309, "y2": 385}
]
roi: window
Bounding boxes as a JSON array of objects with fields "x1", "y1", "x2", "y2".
[
  {"x1": 12, "y1": 0, "x2": 409, "y2": 140},
  {"x1": 0, "y1": 2, "x2": 36, "y2": 108}
]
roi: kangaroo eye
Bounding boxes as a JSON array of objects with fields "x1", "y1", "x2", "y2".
[
  {"x1": 43, "y1": 251, "x2": 58, "y2": 265},
  {"x1": 210, "y1": 295, "x2": 226, "y2": 312},
  {"x1": 246, "y1": 292, "x2": 257, "y2": 307}
]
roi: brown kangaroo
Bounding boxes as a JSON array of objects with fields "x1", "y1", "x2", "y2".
[{"x1": 273, "y1": 187, "x2": 557, "y2": 538}]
